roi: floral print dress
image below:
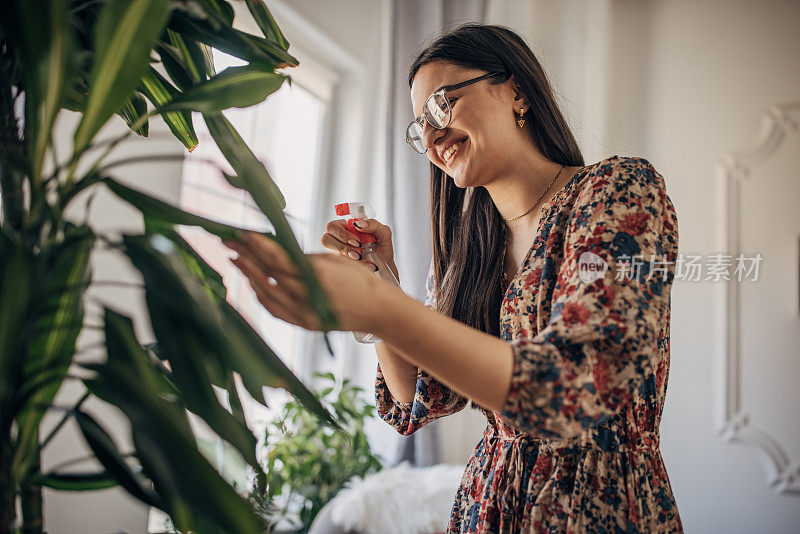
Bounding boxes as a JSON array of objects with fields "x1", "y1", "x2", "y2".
[{"x1": 375, "y1": 155, "x2": 684, "y2": 533}]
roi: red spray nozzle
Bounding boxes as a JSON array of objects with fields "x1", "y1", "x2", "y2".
[
  {"x1": 347, "y1": 220, "x2": 376, "y2": 245},
  {"x1": 334, "y1": 201, "x2": 377, "y2": 245}
]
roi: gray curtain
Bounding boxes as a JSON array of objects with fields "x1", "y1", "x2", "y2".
[{"x1": 383, "y1": 0, "x2": 487, "y2": 467}]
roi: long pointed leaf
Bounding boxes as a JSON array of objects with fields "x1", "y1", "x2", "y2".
[
  {"x1": 166, "y1": 30, "x2": 214, "y2": 82},
  {"x1": 8, "y1": 0, "x2": 75, "y2": 182},
  {"x1": 155, "y1": 43, "x2": 194, "y2": 91},
  {"x1": 111, "y1": 237, "x2": 262, "y2": 468},
  {"x1": 161, "y1": 66, "x2": 286, "y2": 113},
  {"x1": 203, "y1": 113, "x2": 339, "y2": 332},
  {"x1": 117, "y1": 91, "x2": 149, "y2": 137},
  {"x1": 122, "y1": 234, "x2": 336, "y2": 427},
  {"x1": 202, "y1": 112, "x2": 286, "y2": 214},
  {"x1": 74, "y1": 411, "x2": 162, "y2": 508},
  {"x1": 244, "y1": 0, "x2": 290, "y2": 51},
  {"x1": 90, "y1": 309, "x2": 264, "y2": 533},
  {"x1": 74, "y1": 0, "x2": 170, "y2": 152},
  {"x1": 143, "y1": 220, "x2": 227, "y2": 302},
  {"x1": 104, "y1": 177, "x2": 244, "y2": 239},
  {"x1": 197, "y1": 0, "x2": 235, "y2": 25},
  {"x1": 217, "y1": 294, "x2": 340, "y2": 429},
  {"x1": 12, "y1": 225, "x2": 94, "y2": 483},
  {"x1": 169, "y1": 7, "x2": 297, "y2": 69},
  {"x1": 37, "y1": 471, "x2": 120, "y2": 492},
  {"x1": 139, "y1": 66, "x2": 198, "y2": 151}
]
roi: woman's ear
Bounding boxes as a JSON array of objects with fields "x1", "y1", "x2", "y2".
[{"x1": 508, "y1": 74, "x2": 528, "y2": 111}]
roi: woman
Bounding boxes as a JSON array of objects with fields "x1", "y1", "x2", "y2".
[{"x1": 225, "y1": 23, "x2": 683, "y2": 534}]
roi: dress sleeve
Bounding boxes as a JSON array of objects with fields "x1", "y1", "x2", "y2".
[
  {"x1": 497, "y1": 157, "x2": 678, "y2": 439},
  {"x1": 374, "y1": 259, "x2": 468, "y2": 436}
]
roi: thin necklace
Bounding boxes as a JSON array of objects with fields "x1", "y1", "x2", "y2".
[
  {"x1": 501, "y1": 164, "x2": 566, "y2": 286},
  {"x1": 504, "y1": 164, "x2": 565, "y2": 222}
]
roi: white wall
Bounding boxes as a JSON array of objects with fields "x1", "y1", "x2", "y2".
[{"x1": 639, "y1": 1, "x2": 800, "y2": 531}]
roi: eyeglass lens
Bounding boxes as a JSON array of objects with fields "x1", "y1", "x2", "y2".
[
  {"x1": 406, "y1": 91, "x2": 452, "y2": 153},
  {"x1": 407, "y1": 121, "x2": 425, "y2": 153},
  {"x1": 424, "y1": 92, "x2": 450, "y2": 128}
]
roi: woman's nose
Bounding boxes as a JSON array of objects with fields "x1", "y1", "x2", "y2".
[{"x1": 422, "y1": 121, "x2": 445, "y2": 153}]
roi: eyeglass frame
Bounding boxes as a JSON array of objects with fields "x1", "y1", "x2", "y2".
[{"x1": 406, "y1": 71, "x2": 510, "y2": 154}]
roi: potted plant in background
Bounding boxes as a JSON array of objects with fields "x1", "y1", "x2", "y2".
[
  {"x1": 252, "y1": 372, "x2": 383, "y2": 532},
  {"x1": 0, "y1": 0, "x2": 347, "y2": 532}
]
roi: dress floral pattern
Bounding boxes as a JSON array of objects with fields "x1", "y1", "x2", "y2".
[{"x1": 375, "y1": 155, "x2": 683, "y2": 533}]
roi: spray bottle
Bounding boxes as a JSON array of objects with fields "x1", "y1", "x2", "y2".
[{"x1": 334, "y1": 201, "x2": 402, "y2": 344}]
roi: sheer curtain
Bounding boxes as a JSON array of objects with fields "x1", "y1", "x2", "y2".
[{"x1": 379, "y1": 0, "x2": 487, "y2": 467}]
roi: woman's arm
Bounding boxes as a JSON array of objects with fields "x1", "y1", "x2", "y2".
[
  {"x1": 373, "y1": 259, "x2": 470, "y2": 435},
  {"x1": 373, "y1": 341, "x2": 417, "y2": 403},
  {"x1": 368, "y1": 283, "x2": 514, "y2": 411}
]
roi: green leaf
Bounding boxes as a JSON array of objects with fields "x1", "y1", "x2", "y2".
[
  {"x1": 202, "y1": 114, "x2": 339, "y2": 334},
  {"x1": 169, "y1": 6, "x2": 297, "y2": 69},
  {"x1": 89, "y1": 309, "x2": 265, "y2": 533},
  {"x1": 12, "y1": 226, "x2": 94, "y2": 483},
  {"x1": 166, "y1": 30, "x2": 214, "y2": 82},
  {"x1": 197, "y1": 0, "x2": 235, "y2": 26},
  {"x1": 74, "y1": 0, "x2": 171, "y2": 153},
  {"x1": 37, "y1": 470, "x2": 119, "y2": 492},
  {"x1": 139, "y1": 66, "x2": 198, "y2": 151},
  {"x1": 143, "y1": 220, "x2": 227, "y2": 303},
  {"x1": 7, "y1": 0, "x2": 75, "y2": 182},
  {"x1": 155, "y1": 43, "x2": 195, "y2": 91},
  {"x1": 74, "y1": 410, "x2": 162, "y2": 508},
  {"x1": 0, "y1": 238, "x2": 32, "y2": 430},
  {"x1": 103, "y1": 177, "x2": 244, "y2": 239},
  {"x1": 143, "y1": 302, "x2": 259, "y2": 467},
  {"x1": 161, "y1": 67, "x2": 287, "y2": 113},
  {"x1": 122, "y1": 234, "x2": 337, "y2": 429},
  {"x1": 244, "y1": 0, "x2": 290, "y2": 51},
  {"x1": 201, "y1": 112, "x2": 285, "y2": 213},
  {"x1": 117, "y1": 91, "x2": 149, "y2": 137}
]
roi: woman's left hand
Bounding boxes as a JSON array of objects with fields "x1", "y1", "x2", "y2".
[{"x1": 222, "y1": 232, "x2": 381, "y2": 332}]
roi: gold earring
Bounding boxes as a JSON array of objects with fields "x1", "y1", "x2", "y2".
[{"x1": 517, "y1": 108, "x2": 525, "y2": 128}]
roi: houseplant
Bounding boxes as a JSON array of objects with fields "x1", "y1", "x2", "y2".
[
  {"x1": 0, "y1": 0, "x2": 343, "y2": 532},
  {"x1": 252, "y1": 372, "x2": 383, "y2": 531}
]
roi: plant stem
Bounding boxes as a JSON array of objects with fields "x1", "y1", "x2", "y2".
[
  {"x1": 20, "y1": 448, "x2": 43, "y2": 534},
  {"x1": 0, "y1": 63, "x2": 26, "y2": 231},
  {"x1": 0, "y1": 440, "x2": 16, "y2": 533}
]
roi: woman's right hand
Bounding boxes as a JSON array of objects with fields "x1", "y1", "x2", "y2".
[{"x1": 321, "y1": 218, "x2": 400, "y2": 282}]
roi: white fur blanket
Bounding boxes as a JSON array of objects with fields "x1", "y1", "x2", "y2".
[{"x1": 326, "y1": 462, "x2": 465, "y2": 534}]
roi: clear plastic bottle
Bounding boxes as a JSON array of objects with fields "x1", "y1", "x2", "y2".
[{"x1": 334, "y1": 201, "x2": 402, "y2": 344}]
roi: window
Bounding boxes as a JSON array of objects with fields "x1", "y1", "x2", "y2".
[
  {"x1": 178, "y1": 48, "x2": 328, "y2": 482},
  {"x1": 147, "y1": 6, "x2": 357, "y2": 528}
]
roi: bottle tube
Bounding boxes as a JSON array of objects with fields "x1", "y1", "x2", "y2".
[{"x1": 334, "y1": 202, "x2": 402, "y2": 344}]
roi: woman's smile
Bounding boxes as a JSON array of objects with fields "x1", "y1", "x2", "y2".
[{"x1": 443, "y1": 137, "x2": 467, "y2": 167}]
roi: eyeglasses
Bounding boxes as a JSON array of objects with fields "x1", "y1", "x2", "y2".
[{"x1": 406, "y1": 71, "x2": 508, "y2": 154}]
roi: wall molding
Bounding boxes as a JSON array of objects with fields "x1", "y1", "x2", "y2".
[{"x1": 715, "y1": 102, "x2": 800, "y2": 496}]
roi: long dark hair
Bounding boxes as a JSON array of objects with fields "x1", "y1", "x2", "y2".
[{"x1": 409, "y1": 23, "x2": 584, "y2": 337}]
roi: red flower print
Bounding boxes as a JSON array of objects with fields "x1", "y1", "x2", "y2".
[
  {"x1": 620, "y1": 212, "x2": 650, "y2": 236},
  {"x1": 562, "y1": 302, "x2": 590, "y2": 325},
  {"x1": 593, "y1": 358, "x2": 610, "y2": 392},
  {"x1": 526, "y1": 268, "x2": 542, "y2": 286}
]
